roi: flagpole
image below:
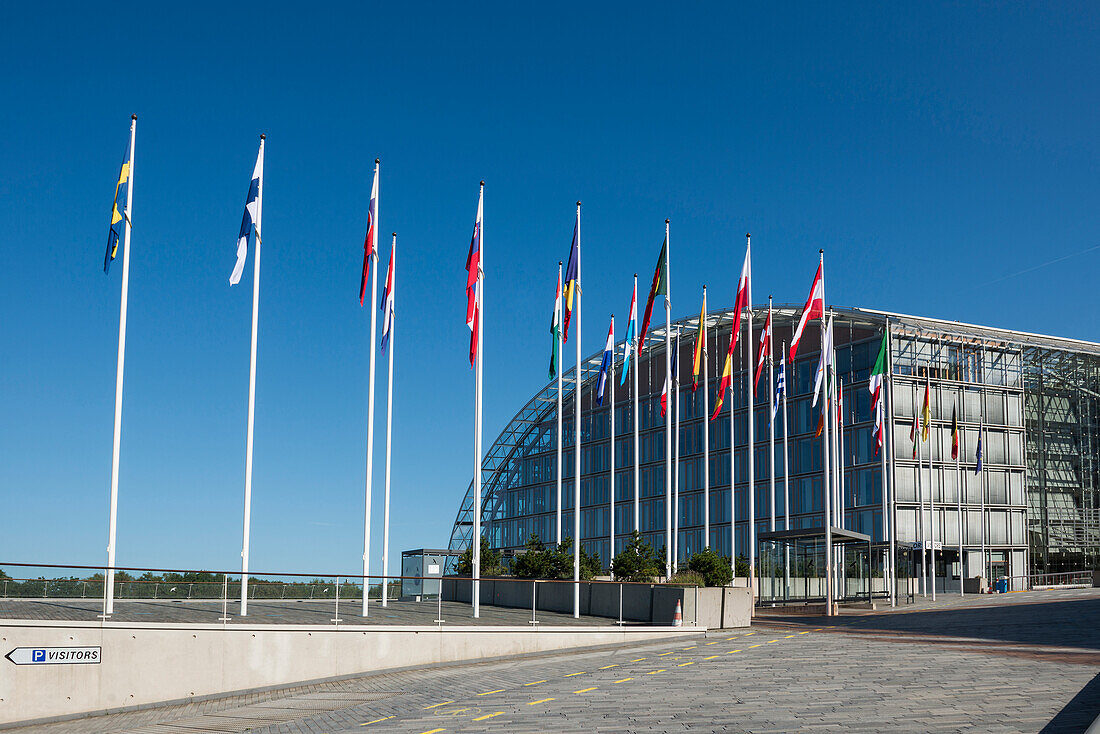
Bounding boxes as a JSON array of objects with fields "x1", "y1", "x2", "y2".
[
  {"x1": 819, "y1": 251, "x2": 833, "y2": 616},
  {"x1": 664, "y1": 219, "x2": 672, "y2": 578},
  {"x1": 885, "y1": 320, "x2": 898, "y2": 607},
  {"x1": 381, "y1": 234, "x2": 396, "y2": 607},
  {"x1": 728, "y1": 320, "x2": 736, "y2": 581},
  {"x1": 573, "y1": 201, "x2": 582, "y2": 619},
  {"x1": 782, "y1": 341, "x2": 790, "y2": 598},
  {"x1": 633, "y1": 273, "x2": 641, "y2": 533},
  {"x1": 928, "y1": 370, "x2": 936, "y2": 602},
  {"x1": 702, "y1": 286, "x2": 710, "y2": 550},
  {"x1": 361, "y1": 159, "x2": 380, "y2": 618},
  {"x1": 880, "y1": 373, "x2": 890, "y2": 604},
  {"x1": 240, "y1": 134, "x2": 264, "y2": 618},
  {"x1": 557, "y1": 262, "x2": 564, "y2": 546},
  {"x1": 609, "y1": 315, "x2": 615, "y2": 573},
  {"x1": 916, "y1": 381, "x2": 926, "y2": 597},
  {"x1": 744, "y1": 235, "x2": 755, "y2": 597},
  {"x1": 104, "y1": 114, "x2": 136, "y2": 618},
  {"x1": 956, "y1": 399, "x2": 963, "y2": 598},
  {"x1": 768, "y1": 297, "x2": 775, "y2": 536},
  {"x1": 473, "y1": 182, "x2": 485, "y2": 619},
  {"x1": 673, "y1": 326, "x2": 681, "y2": 572}
]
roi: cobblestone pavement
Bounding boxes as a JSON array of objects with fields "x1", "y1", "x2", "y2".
[{"x1": 9, "y1": 589, "x2": 1100, "y2": 733}]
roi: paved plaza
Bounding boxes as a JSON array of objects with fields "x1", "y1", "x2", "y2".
[{"x1": 7, "y1": 588, "x2": 1100, "y2": 733}]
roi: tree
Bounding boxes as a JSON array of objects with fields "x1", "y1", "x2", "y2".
[
  {"x1": 686, "y1": 547, "x2": 733, "y2": 587},
  {"x1": 454, "y1": 537, "x2": 504, "y2": 576},
  {"x1": 611, "y1": 531, "x2": 662, "y2": 582},
  {"x1": 513, "y1": 534, "x2": 600, "y2": 580}
]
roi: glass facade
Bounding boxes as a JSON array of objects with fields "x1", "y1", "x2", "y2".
[{"x1": 448, "y1": 306, "x2": 1100, "y2": 580}]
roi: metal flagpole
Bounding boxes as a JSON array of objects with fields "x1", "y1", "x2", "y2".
[
  {"x1": 879, "y1": 373, "x2": 890, "y2": 604},
  {"x1": 702, "y1": 286, "x2": 710, "y2": 550},
  {"x1": 381, "y1": 234, "x2": 396, "y2": 607},
  {"x1": 956, "y1": 397, "x2": 963, "y2": 597},
  {"x1": 361, "y1": 159, "x2": 380, "y2": 617},
  {"x1": 664, "y1": 219, "x2": 672, "y2": 578},
  {"x1": 916, "y1": 381, "x2": 926, "y2": 597},
  {"x1": 633, "y1": 273, "x2": 641, "y2": 532},
  {"x1": 781, "y1": 342, "x2": 790, "y2": 598},
  {"x1": 819, "y1": 251, "x2": 833, "y2": 616},
  {"x1": 473, "y1": 182, "x2": 484, "y2": 619},
  {"x1": 673, "y1": 326, "x2": 681, "y2": 572},
  {"x1": 609, "y1": 316, "x2": 615, "y2": 572},
  {"x1": 240, "y1": 134, "x2": 264, "y2": 618},
  {"x1": 885, "y1": 319, "x2": 898, "y2": 606},
  {"x1": 744, "y1": 235, "x2": 755, "y2": 597},
  {"x1": 927, "y1": 369, "x2": 936, "y2": 601},
  {"x1": 729, "y1": 322, "x2": 736, "y2": 580},
  {"x1": 557, "y1": 262, "x2": 564, "y2": 545},
  {"x1": 573, "y1": 202, "x2": 582, "y2": 619},
  {"x1": 104, "y1": 115, "x2": 136, "y2": 618},
  {"x1": 768, "y1": 297, "x2": 775, "y2": 536}
]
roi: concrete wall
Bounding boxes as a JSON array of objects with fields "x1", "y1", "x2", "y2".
[{"x1": 0, "y1": 621, "x2": 702, "y2": 727}]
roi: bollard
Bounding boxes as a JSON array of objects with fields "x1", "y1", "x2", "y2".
[
  {"x1": 530, "y1": 580, "x2": 539, "y2": 625},
  {"x1": 218, "y1": 574, "x2": 230, "y2": 623},
  {"x1": 435, "y1": 587, "x2": 445, "y2": 625},
  {"x1": 331, "y1": 577, "x2": 342, "y2": 624}
]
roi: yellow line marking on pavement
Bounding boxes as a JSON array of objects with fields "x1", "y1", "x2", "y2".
[
  {"x1": 748, "y1": 644, "x2": 762, "y2": 648},
  {"x1": 524, "y1": 680, "x2": 547, "y2": 686},
  {"x1": 361, "y1": 716, "x2": 394, "y2": 725},
  {"x1": 726, "y1": 649, "x2": 742, "y2": 653},
  {"x1": 629, "y1": 657, "x2": 646, "y2": 662},
  {"x1": 419, "y1": 729, "x2": 446, "y2": 734},
  {"x1": 768, "y1": 639, "x2": 780, "y2": 643},
  {"x1": 744, "y1": 632, "x2": 755, "y2": 635},
  {"x1": 705, "y1": 640, "x2": 720, "y2": 645},
  {"x1": 726, "y1": 636, "x2": 740, "y2": 640},
  {"x1": 614, "y1": 677, "x2": 634, "y2": 683},
  {"x1": 528, "y1": 698, "x2": 555, "y2": 705},
  {"x1": 477, "y1": 689, "x2": 505, "y2": 696},
  {"x1": 682, "y1": 645, "x2": 697, "y2": 650},
  {"x1": 574, "y1": 687, "x2": 598, "y2": 694},
  {"x1": 784, "y1": 634, "x2": 796, "y2": 638},
  {"x1": 424, "y1": 701, "x2": 454, "y2": 709},
  {"x1": 647, "y1": 669, "x2": 666, "y2": 674},
  {"x1": 564, "y1": 671, "x2": 586, "y2": 677},
  {"x1": 677, "y1": 661, "x2": 695, "y2": 667},
  {"x1": 599, "y1": 664, "x2": 619, "y2": 669},
  {"x1": 704, "y1": 655, "x2": 720, "y2": 660},
  {"x1": 799, "y1": 631, "x2": 810, "y2": 634},
  {"x1": 657, "y1": 651, "x2": 674, "y2": 656},
  {"x1": 814, "y1": 628, "x2": 824, "y2": 631},
  {"x1": 474, "y1": 712, "x2": 504, "y2": 721}
]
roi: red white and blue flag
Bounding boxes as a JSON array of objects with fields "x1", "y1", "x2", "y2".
[
  {"x1": 380, "y1": 238, "x2": 395, "y2": 352},
  {"x1": 660, "y1": 340, "x2": 679, "y2": 417},
  {"x1": 596, "y1": 318, "x2": 614, "y2": 406},
  {"x1": 359, "y1": 163, "x2": 378, "y2": 305},
  {"x1": 465, "y1": 187, "x2": 483, "y2": 367},
  {"x1": 621, "y1": 280, "x2": 638, "y2": 385}
]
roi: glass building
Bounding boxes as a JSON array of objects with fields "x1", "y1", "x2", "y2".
[{"x1": 447, "y1": 306, "x2": 1100, "y2": 586}]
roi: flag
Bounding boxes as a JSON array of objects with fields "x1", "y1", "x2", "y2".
[
  {"x1": 637, "y1": 235, "x2": 668, "y2": 354},
  {"x1": 909, "y1": 410, "x2": 919, "y2": 459},
  {"x1": 380, "y1": 241, "x2": 395, "y2": 352},
  {"x1": 596, "y1": 319, "x2": 614, "y2": 406},
  {"x1": 465, "y1": 188, "x2": 483, "y2": 367},
  {"x1": 562, "y1": 217, "x2": 579, "y2": 342},
  {"x1": 661, "y1": 339, "x2": 679, "y2": 417},
  {"x1": 951, "y1": 403, "x2": 959, "y2": 460},
  {"x1": 753, "y1": 308, "x2": 771, "y2": 395},
  {"x1": 230, "y1": 142, "x2": 264, "y2": 286},
  {"x1": 711, "y1": 335, "x2": 734, "y2": 421},
  {"x1": 772, "y1": 353, "x2": 786, "y2": 421},
  {"x1": 812, "y1": 317, "x2": 834, "y2": 407},
  {"x1": 790, "y1": 261, "x2": 824, "y2": 362},
  {"x1": 974, "y1": 417, "x2": 983, "y2": 474},
  {"x1": 869, "y1": 332, "x2": 888, "y2": 455},
  {"x1": 359, "y1": 165, "x2": 379, "y2": 305},
  {"x1": 103, "y1": 140, "x2": 131, "y2": 274},
  {"x1": 548, "y1": 271, "x2": 561, "y2": 379},
  {"x1": 728, "y1": 245, "x2": 752, "y2": 363},
  {"x1": 621, "y1": 280, "x2": 638, "y2": 385},
  {"x1": 691, "y1": 296, "x2": 706, "y2": 391},
  {"x1": 921, "y1": 378, "x2": 931, "y2": 442}
]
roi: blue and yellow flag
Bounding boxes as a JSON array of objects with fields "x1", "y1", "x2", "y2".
[{"x1": 103, "y1": 142, "x2": 131, "y2": 274}]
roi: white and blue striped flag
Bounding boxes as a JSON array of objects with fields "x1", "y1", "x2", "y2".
[{"x1": 230, "y1": 140, "x2": 264, "y2": 285}]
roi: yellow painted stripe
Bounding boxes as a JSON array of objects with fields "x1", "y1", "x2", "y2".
[
  {"x1": 477, "y1": 689, "x2": 505, "y2": 696},
  {"x1": 748, "y1": 644, "x2": 762, "y2": 648},
  {"x1": 677, "y1": 661, "x2": 695, "y2": 667},
  {"x1": 474, "y1": 712, "x2": 504, "y2": 721},
  {"x1": 361, "y1": 716, "x2": 394, "y2": 725},
  {"x1": 704, "y1": 655, "x2": 720, "y2": 660},
  {"x1": 799, "y1": 631, "x2": 810, "y2": 634},
  {"x1": 682, "y1": 645, "x2": 697, "y2": 650},
  {"x1": 727, "y1": 649, "x2": 742, "y2": 653},
  {"x1": 647, "y1": 669, "x2": 666, "y2": 675},
  {"x1": 744, "y1": 632, "x2": 755, "y2": 635},
  {"x1": 657, "y1": 652, "x2": 674, "y2": 657},
  {"x1": 784, "y1": 635, "x2": 796, "y2": 638},
  {"x1": 629, "y1": 657, "x2": 646, "y2": 662},
  {"x1": 614, "y1": 677, "x2": 634, "y2": 683},
  {"x1": 524, "y1": 680, "x2": 547, "y2": 686},
  {"x1": 528, "y1": 698, "x2": 555, "y2": 705},
  {"x1": 599, "y1": 664, "x2": 618, "y2": 669},
  {"x1": 768, "y1": 639, "x2": 780, "y2": 644},
  {"x1": 419, "y1": 730, "x2": 446, "y2": 734},
  {"x1": 705, "y1": 640, "x2": 720, "y2": 645},
  {"x1": 564, "y1": 671, "x2": 586, "y2": 677},
  {"x1": 423, "y1": 701, "x2": 453, "y2": 709},
  {"x1": 574, "y1": 687, "x2": 598, "y2": 693}
]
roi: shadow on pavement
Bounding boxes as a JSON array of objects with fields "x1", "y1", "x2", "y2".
[{"x1": 1041, "y1": 671, "x2": 1100, "y2": 733}]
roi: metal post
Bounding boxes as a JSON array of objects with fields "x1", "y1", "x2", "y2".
[
  {"x1": 530, "y1": 581, "x2": 539, "y2": 625},
  {"x1": 332, "y1": 577, "x2": 342, "y2": 624},
  {"x1": 219, "y1": 574, "x2": 230, "y2": 623},
  {"x1": 618, "y1": 583, "x2": 624, "y2": 626},
  {"x1": 436, "y1": 585, "x2": 445, "y2": 625}
]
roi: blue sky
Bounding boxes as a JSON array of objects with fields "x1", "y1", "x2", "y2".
[{"x1": 2, "y1": 3, "x2": 1098, "y2": 577}]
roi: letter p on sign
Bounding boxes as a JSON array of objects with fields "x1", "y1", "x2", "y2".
[{"x1": 32, "y1": 649, "x2": 45, "y2": 662}]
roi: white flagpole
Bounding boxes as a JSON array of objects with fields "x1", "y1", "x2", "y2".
[
  {"x1": 729, "y1": 324, "x2": 736, "y2": 580},
  {"x1": 916, "y1": 381, "x2": 926, "y2": 597},
  {"x1": 673, "y1": 326, "x2": 681, "y2": 572},
  {"x1": 928, "y1": 370, "x2": 936, "y2": 602},
  {"x1": 768, "y1": 297, "x2": 775, "y2": 535},
  {"x1": 745, "y1": 235, "x2": 755, "y2": 598},
  {"x1": 956, "y1": 398, "x2": 963, "y2": 598},
  {"x1": 473, "y1": 182, "x2": 485, "y2": 619},
  {"x1": 664, "y1": 219, "x2": 672, "y2": 578},
  {"x1": 362, "y1": 159, "x2": 380, "y2": 618},
  {"x1": 104, "y1": 114, "x2": 136, "y2": 618},
  {"x1": 573, "y1": 202, "x2": 582, "y2": 619},
  {"x1": 381, "y1": 234, "x2": 396, "y2": 607},
  {"x1": 609, "y1": 316, "x2": 615, "y2": 572},
  {"x1": 633, "y1": 273, "x2": 640, "y2": 532},
  {"x1": 819, "y1": 250, "x2": 833, "y2": 616},
  {"x1": 880, "y1": 372, "x2": 891, "y2": 603},
  {"x1": 557, "y1": 262, "x2": 564, "y2": 546},
  {"x1": 240, "y1": 134, "x2": 264, "y2": 618},
  {"x1": 702, "y1": 286, "x2": 710, "y2": 550},
  {"x1": 782, "y1": 341, "x2": 790, "y2": 598}
]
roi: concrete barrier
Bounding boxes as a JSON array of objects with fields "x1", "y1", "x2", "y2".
[{"x1": 0, "y1": 620, "x2": 702, "y2": 727}]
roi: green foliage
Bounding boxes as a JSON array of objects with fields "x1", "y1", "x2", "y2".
[
  {"x1": 512, "y1": 534, "x2": 599, "y2": 580},
  {"x1": 666, "y1": 569, "x2": 706, "y2": 587},
  {"x1": 611, "y1": 531, "x2": 663, "y2": 582},
  {"x1": 735, "y1": 553, "x2": 750, "y2": 578},
  {"x1": 686, "y1": 547, "x2": 733, "y2": 587},
  {"x1": 454, "y1": 537, "x2": 504, "y2": 576}
]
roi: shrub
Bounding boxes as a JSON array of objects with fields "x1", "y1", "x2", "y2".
[
  {"x1": 686, "y1": 547, "x2": 733, "y2": 587},
  {"x1": 611, "y1": 531, "x2": 662, "y2": 582},
  {"x1": 512, "y1": 534, "x2": 600, "y2": 580},
  {"x1": 454, "y1": 537, "x2": 504, "y2": 576}
]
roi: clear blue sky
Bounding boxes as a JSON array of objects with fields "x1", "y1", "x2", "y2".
[{"x1": 3, "y1": 3, "x2": 1098, "y2": 577}]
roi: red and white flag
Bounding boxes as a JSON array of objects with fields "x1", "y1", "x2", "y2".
[
  {"x1": 790, "y1": 260, "x2": 824, "y2": 362},
  {"x1": 359, "y1": 163, "x2": 379, "y2": 305},
  {"x1": 464, "y1": 187, "x2": 483, "y2": 367},
  {"x1": 729, "y1": 244, "x2": 752, "y2": 356},
  {"x1": 753, "y1": 308, "x2": 771, "y2": 395}
]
